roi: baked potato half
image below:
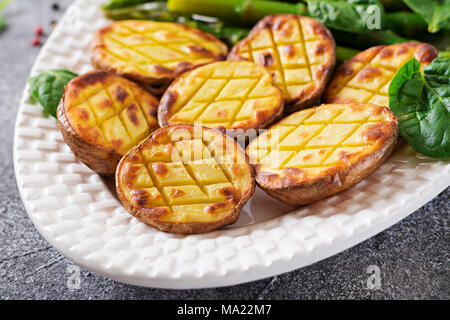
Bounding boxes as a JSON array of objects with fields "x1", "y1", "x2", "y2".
[
  {"x1": 158, "y1": 61, "x2": 284, "y2": 138},
  {"x1": 247, "y1": 103, "x2": 398, "y2": 206},
  {"x1": 228, "y1": 14, "x2": 336, "y2": 114},
  {"x1": 57, "y1": 71, "x2": 159, "y2": 176},
  {"x1": 116, "y1": 124, "x2": 255, "y2": 234},
  {"x1": 92, "y1": 20, "x2": 228, "y2": 95},
  {"x1": 325, "y1": 42, "x2": 437, "y2": 106}
]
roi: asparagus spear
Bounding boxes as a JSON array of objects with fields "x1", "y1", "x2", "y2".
[
  {"x1": 336, "y1": 46, "x2": 360, "y2": 65},
  {"x1": 439, "y1": 51, "x2": 450, "y2": 58},
  {"x1": 102, "y1": 2, "x2": 250, "y2": 45},
  {"x1": 103, "y1": 0, "x2": 154, "y2": 10},
  {"x1": 168, "y1": 0, "x2": 304, "y2": 26},
  {"x1": 104, "y1": 1, "x2": 177, "y2": 21},
  {"x1": 195, "y1": 23, "x2": 250, "y2": 46},
  {"x1": 332, "y1": 29, "x2": 410, "y2": 49},
  {"x1": 167, "y1": 0, "x2": 385, "y2": 34},
  {"x1": 0, "y1": 0, "x2": 11, "y2": 31}
]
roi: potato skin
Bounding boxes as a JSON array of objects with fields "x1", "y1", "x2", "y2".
[
  {"x1": 116, "y1": 124, "x2": 256, "y2": 234},
  {"x1": 92, "y1": 21, "x2": 228, "y2": 95},
  {"x1": 116, "y1": 176, "x2": 248, "y2": 234},
  {"x1": 57, "y1": 71, "x2": 159, "y2": 176},
  {"x1": 228, "y1": 14, "x2": 336, "y2": 114},
  {"x1": 247, "y1": 104, "x2": 399, "y2": 206}
]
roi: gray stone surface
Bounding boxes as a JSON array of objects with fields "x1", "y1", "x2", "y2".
[{"x1": 0, "y1": 0, "x2": 448, "y2": 300}]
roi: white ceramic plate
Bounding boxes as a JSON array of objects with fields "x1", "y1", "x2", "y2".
[{"x1": 14, "y1": 0, "x2": 450, "y2": 289}]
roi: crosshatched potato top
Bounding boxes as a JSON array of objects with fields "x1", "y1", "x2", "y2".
[
  {"x1": 92, "y1": 20, "x2": 228, "y2": 89},
  {"x1": 60, "y1": 71, "x2": 159, "y2": 156},
  {"x1": 325, "y1": 42, "x2": 437, "y2": 107},
  {"x1": 116, "y1": 124, "x2": 255, "y2": 234},
  {"x1": 247, "y1": 103, "x2": 398, "y2": 188},
  {"x1": 158, "y1": 61, "x2": 284, "y2": 134},
  {"x1": 228, "y1": 14, "x2": 336, "y2": 112}
]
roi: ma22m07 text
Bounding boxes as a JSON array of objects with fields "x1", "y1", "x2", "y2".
[{"x1": 177, "y1": 304, "x2": 272, "y2": 317}]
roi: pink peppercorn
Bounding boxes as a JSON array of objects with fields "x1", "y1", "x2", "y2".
[
  {"x1": 34, "y1": 25, "x2": 44, "y2": 36},
  {"x1": 31, "y1": 37, "x2": 42, "y2": 46}
]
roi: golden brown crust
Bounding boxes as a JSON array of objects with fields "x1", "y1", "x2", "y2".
[
  {"x1": 325, "y1": 42, "x2": 438, "y2": 105},
  {"x1": 246, "y1": 103, "x2": 399, "y2": 206},
  {"x1": 259, "y1": 134, "x2": 397, "y2": 206},
  {"x1": 158, "y1": 61, "x2": 284, "y2": 138},
  {"x1": 117, "y1": 183, "x2": 247, "y2": 234},
  {"x1": 116, "y1": 178, "x2": 247, "y2": 234},
  {"x1": 116, "y1": 124, "x2": 255, "y2": 234},
  {"x1": 228, "y1": 14, "x2": 336, "y2": 114},
  {"x1": 91, "y1": 20, "x2": 228, "y2": 92},
  {"x1": 57, "y1": 71, "x2": 159, "y2": 176},
  {"x1": 57, "y1": 98, "x2": 122, "y2": 176}
]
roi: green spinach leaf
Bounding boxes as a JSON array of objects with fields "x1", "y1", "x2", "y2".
[
  {"x1": 389, "y1": 58, "x2": 450, "y2": 159},
  {"x1": 305, "y1": 0, "x2": 386, "y2": 34},
  {"x1": 403, "y1": 0, "x2": 450, "y2": 33},
  {"x1": 27, "y1": 70, "x2": 78, "y2": 118}
]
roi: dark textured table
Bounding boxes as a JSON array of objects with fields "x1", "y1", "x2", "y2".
[{"x1": 0, "y1": 0, "x2": 449, "y2": 300}]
